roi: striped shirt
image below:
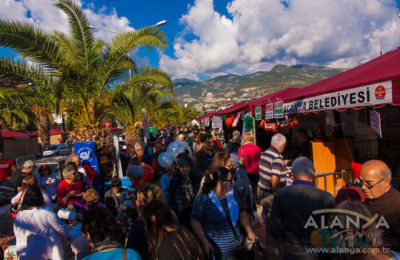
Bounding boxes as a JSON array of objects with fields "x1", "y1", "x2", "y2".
[
  {"x1": 258, "y1": 146, "x2": 286, "y2": 191},
  {"x1": 191, "y1": 191, "x2": 244, "y2": 253}
]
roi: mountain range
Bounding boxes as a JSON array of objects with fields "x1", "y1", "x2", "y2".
[{"x1": 172, "y1": 64, "x2": 345, "y2": 108}]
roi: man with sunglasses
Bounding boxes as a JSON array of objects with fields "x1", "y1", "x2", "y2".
[
  {"x1": 359, "y1": 160, "x2": 400, "y2": 252},
  {"x1": 10, "y1": 160, "x2": 34, "y2": 192}
]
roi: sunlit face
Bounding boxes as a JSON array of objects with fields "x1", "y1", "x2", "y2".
[
  {"x1": 215, "y1": 172, "x2": 233, "y2": 195},
  {"x1": 66, "y1": 172, "x2": 77, "y2": 185},
  {"x1": 359, "y1": 167, "x2": 390, "y2": 199},
  {"x1": 135, "y1": 145, "x2": 144, "y2": 157},
  {"x1": 71, "y1": 156, "x2": 80, "y2": 168}
]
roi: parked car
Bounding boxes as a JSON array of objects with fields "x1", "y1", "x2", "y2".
[
  {"x1": 41, "y1": 143, "x2": 72, "y2": 158},
  {"x1": 33, "y1": 155, "x2": 72, "y2": 181}
]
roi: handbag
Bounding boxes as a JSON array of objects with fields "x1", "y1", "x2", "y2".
[
  {"x1": 8, "y1": 191, "x2": 25, "y2": 219},
  {"x1": 224, "y1": 209, "x2": 248, "y2": 259}
]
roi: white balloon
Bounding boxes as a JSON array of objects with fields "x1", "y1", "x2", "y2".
[{"x1": 157, "y1": 152, "x2": 174, "y2": 168}]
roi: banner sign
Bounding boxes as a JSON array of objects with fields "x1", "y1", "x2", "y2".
[
  {"x1": 212, "y1": 115, "x2": 223, "y2": 129},
  {"x1": 204, "y1": 117, "x2": 209, "y2": 127},
  {"x1": 265, "y1": 103, "x2": 274, "y2": 119},
  {"x1": 73, "y1": 141, "x2": 100, "y2": 174},
  {"x1": 370, "y1": 110, "x2": 382, "y2": 138},
  {"x1": 274, "y1": 101, "x2": 284, "y2": 118},
  {"x1": 255, "y1": 106, "x2": 262, "y2": 120},
  {"x1": 284, "y1": 81, "x2": 393, "y2": 114},
  {"x1": 232, "y1": 112, "x2": 241, "y2": 127}
]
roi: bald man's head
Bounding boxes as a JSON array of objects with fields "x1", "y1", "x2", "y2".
[
  {"x1": 359, "y1": 160, "x2": 391, "y2": 200},
  {"x1": 71, "y1": 155, "x2": 81, "y2": 167}
]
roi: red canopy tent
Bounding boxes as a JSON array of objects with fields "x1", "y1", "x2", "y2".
[
  {"x1": 282, "y1": 47, "x2": 400, "y2": 114},
  {"x1": 212, "y1": 102, "x2": 250, "y2": 116},
  {"x1": 247, "y1": 87, "x2": 303, "y2": 115},
  {"x1": 197, "y1": 111, "x2": 216, "y2": 120}
]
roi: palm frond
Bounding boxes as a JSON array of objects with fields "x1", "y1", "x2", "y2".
[
  {"x1": 98, "y1": 28, "x2": 167, "y2": 93},
  {"x1": 0, "y1": 19, "x2": 62, "y2": 70},
  {"x1": 55, "y1": 0, "x2": 98, "y2": 74}
]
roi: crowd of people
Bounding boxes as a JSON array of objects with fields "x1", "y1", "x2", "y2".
[{"x1": 0, "y1": 126, "x2": 399, "y2": 260}]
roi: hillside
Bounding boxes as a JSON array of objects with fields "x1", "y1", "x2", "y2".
[{"x1": 172, "y1": 64, "x2": 345, "y2": 110}]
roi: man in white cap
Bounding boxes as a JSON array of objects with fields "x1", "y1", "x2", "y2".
[{"x1": 10, "y1": 160, "x2": 34, "y2": 192}]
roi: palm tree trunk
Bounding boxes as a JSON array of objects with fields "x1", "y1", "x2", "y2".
[
  {"x1": 36, "y1": 111, "x2": 51, "y2": 146},
  {"x1": 125, "y1": 124, "x2": 141, "y2": 157}
]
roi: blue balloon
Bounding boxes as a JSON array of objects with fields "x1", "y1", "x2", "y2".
[
  {"x1": 157, "y1": 152, "x2": 174, "y2": 168},
  {"x1": 167, "y1": 141, "x2": 186, "y2": 161}
]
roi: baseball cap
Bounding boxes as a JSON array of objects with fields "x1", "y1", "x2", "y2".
[{"x1": 23, "y1": 160, "x2": 34, "y2": 168}]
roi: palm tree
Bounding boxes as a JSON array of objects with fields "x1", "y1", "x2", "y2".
[
  {"x1": 110, "y1": 68, "x2": 173, "y2": 155},
  {"x1": 0, "y1": 0, "x2": 168, "y2": 177},
  {"x1": 0, "y1": 86, "x2": 33, "y2": 131}
]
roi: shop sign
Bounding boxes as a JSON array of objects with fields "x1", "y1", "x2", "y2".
[
  {"x1": 265, "y1": 103, "x2": 274, "y2": 119},
  {"x1": 204, "y1": 117, "x2": 209, "y2": 127},
  {"x1": 283, "y1": 81, "x2": 392, "y2": 114},
  {"x1": 274, "y1": 101, "x2": 284, "y2": 118},
  {"x1": 212, "y1": 115, "x2": 223, "y2": 129},
  {"x1": 255, "y1": 106, "x2": 262, "y2": 120},
  {"x1": 370, "y1": 110, "x2": 382, "y2": 138}
]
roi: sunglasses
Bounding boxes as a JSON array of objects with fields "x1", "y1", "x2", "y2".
[
  {"x1": 222, "y1": 179, "x2": 233, "y2": 183},
  {"x1": 354, "y1": 178, "x2": 385, "y2": 189}
]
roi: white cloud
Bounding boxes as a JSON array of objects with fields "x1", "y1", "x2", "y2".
[
  {"x1": 160, "y1": 0, "x2": 400, "y2": 80},
  {"x1": 0, "y1": 0, "x2": 133, "y2": 42}
]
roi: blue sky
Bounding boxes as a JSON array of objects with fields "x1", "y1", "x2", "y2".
[{"x1": 1, "y1": 0, "x2": 400, "y2": 81}]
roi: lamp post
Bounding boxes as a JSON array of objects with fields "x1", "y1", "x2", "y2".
[{"x1": 89, "y1": 20, "x2": 167, "y2": 33}]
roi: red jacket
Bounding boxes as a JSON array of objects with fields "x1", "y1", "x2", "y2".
[{"x1": 237, "y1": 143, "x2": 262, "y2": 175}]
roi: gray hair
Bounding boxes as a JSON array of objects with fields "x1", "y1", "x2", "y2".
[
  {"x1": 382, "y1": 167, "x2": 392, "y2": 180},
  {"x1": 292, "y1": 157, "x2": 315, "y2": 179},
  {"x1": 134, "y1": 142, "x2": 144, "y2": 150},
  {"x1": 62, "y1": 164, "x2": 76, "y2": 179},
  {"x1": 178, "y1": 134, "x2": 185, "y2": 141},
  {"x1": 271, "y1": 133, "x2": 286, "y2": 147}
]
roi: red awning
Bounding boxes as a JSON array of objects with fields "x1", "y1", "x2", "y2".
[
  {"x1": 285, "y1": 47, "x2": 400, "y2": 104},
  {"x1": 212, "y1": 102, "x2": 250, "y2": 116},
  {"x1": 1, "y1": 130, "x2": 37, "y2": 139},
  {"x1": 197, "y1": 111, "x2": 216, "y2": 120}
]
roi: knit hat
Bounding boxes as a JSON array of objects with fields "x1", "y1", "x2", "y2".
[
  {"x1": 335, "y1": 186, "x2": 365, "y2": 205},
  {"x1": 178, "y1": 154, "x2": 192, "y2": 166},
  {"x1": 126, "y1": 165, "x2": 144, "y2": 179}
]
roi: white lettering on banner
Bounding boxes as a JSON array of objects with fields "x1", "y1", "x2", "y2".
[{"x1": 284, "y1": 81, "x2": 392, "y2": 114}]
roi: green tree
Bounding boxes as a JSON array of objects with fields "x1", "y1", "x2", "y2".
[
  {"x1": 109, "y1": 68, "x2": 173, "y2": 155},
  {"x1": 0, "y1": 0, "x2": 168, "y2": 176}
]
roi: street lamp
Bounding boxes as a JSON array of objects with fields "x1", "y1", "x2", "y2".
[{"x1": 89, "y1": 20, "x2": 167, "y2": 33}]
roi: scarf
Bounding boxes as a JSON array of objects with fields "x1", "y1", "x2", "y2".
[
  {"x1": 91, "y1": 239, "x2": 123, "y2": 254},
  {"x1": 208, "y1": 186, "x2": 239, "y2": 226}
]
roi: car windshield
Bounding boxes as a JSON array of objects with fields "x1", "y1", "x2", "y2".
[
  {"x1": 33, "y1": 163, "x2": 62, "y2": 180},
  {"x1": 43, "y1": 145, "x2": 57, "y2": 151}
]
